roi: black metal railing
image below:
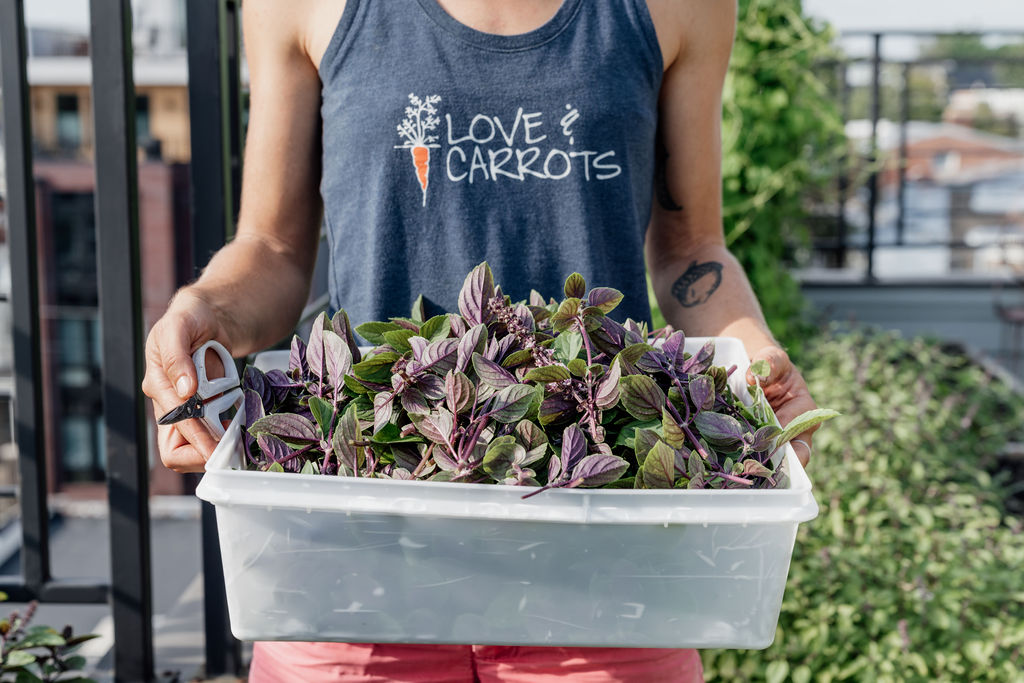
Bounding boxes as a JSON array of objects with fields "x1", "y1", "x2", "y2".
[
  {"x1": 813, "y1": 30, "x2": 1024, "y2": 280},
  {"x1": 0, "y1": 0, "x2": 244, "y2": 680}
]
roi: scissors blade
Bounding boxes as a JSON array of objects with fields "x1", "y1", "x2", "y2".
[{"x1": 157, "y1": 394, "x2": 205, "y2": 426}]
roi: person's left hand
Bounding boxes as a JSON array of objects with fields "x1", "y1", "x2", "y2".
[{"x1": 746, "y1": 345, "x2": 818, "y2": 466}]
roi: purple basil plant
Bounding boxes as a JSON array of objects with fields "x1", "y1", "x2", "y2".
[{"x1": 241, "y1": 263, "x2": 837, "y2": 492}]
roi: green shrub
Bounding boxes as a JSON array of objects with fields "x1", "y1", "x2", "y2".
[
  {"x1": 721, "y1": 0, "x2": 844, "y2": 354},
  {"x1": 701, "y1": 329, "x2": 1024, "y2": 682}
]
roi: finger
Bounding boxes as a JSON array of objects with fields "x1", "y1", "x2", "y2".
[
  {"x1": 156, "y1": 421, "x2": 218, "y2": 473},
  {"x1": 746, "y1": 345, "x2": 790, "y2": 386},
  {"x1": 789, "y1": 430, "x2": 815, "y2": 467}
]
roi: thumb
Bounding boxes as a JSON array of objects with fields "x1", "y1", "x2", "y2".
[
  {"x1": 168, "y1": 344, "x2": 198, "y2": 399},
  {"x1": 746, "y1": 345, "x2": 790, "y2": 386}
]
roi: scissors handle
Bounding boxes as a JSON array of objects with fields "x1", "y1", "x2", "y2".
[{"x1": 194, "y1": 340, "x2": 240, "y2": 398}]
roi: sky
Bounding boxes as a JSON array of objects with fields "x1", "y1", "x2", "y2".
[{"x1": 802, "y1": 0, "x2": 1023, "y2": 32}]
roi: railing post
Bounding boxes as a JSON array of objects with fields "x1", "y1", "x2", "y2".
[
  {"x1": 0, "y1": 0, "x2": 52, "y2": 597},
  {"x1": 897, "y1": 62, "x2": 910, "y2": 247},
  {"x1": 836, "y1": 60, "x2": 850, "y2": 269},
  {"x1": 88, "y1": 1, "x2": 155, "y2": 681},
  {"x1": 865, "y1": 33, "x2": 882, "y2": 281},
  {"x1": 185, "y1": 0, "x2": 243, "y2": 676}
]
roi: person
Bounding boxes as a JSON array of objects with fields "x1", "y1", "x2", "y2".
[{"x1": 142, "y1": 0, "x2": 820, "y2": 680}]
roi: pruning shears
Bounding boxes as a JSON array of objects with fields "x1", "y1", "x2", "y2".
[{"x1": 157, "y1": 340, "x2": 242, "y2": 438}]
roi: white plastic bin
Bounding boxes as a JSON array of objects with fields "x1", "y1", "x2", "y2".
[{"x1": 196, "y1": 337, "x2": 818, "y2": 648}]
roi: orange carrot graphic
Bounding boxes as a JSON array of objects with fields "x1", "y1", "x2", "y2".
[{"x1": 396, "y1": 94, "x2": 441, "y2": 207}]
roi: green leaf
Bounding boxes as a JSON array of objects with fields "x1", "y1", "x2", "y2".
[
  {"x1": 564, "y1": 272, "x2": 586, "y2": 299},
  {"x1": 661, "y1": 409, "x2": 686, "y2": 449},
  {"x1": 368, "y1": 422, "x2": 421, "y2": 445},
  {"x1": 633, "y1": 428, "x2": 661, "y2": 465},
  {"x1": 567, "y1": 358, "x2": 588, "y2": 377},
  {"x1": 550, "y1": 298, "x2": 582, "y2": 333},
  {"x1": 410, "y1": 294, "x2": 426, "y2": 322},
  {"x1": 749, "y1": 358, "x2": 771, "y2": 379},
  {"x1": 419, "y1": 314, "x2": 451, "y2": 342},
  {"x1": 267, "y1": 462, "x2": 285, "y2": 472},
  {"x1": 524, "y1": 365, "x2": 571, "y2": 383},
  {"x1": 501, "y1": 349, "x2": 533, "y2": 369},
  {"x1": 382, "y1": 328, "x2": 416, "y2": 353},
  {"x1": 12, "y1": 666, "x2": 42, "y2": 683},
  {"x1": 352, "y1": 352, "x2": 400, "y2": 384},
  {"x1": 307, "y1": 396, "x2": 334, "y2": 437},
  {"x1": 355, "y1": 321, "x2": 403, "y2": 345},
  {"x1": 614, "y1": 343, "x2": 654, "y2": 366},
  {"x1": 618, "y1": 375, "x2": 667, "y2": 421},
  {"x1": 299, "y1": 459, "x2": 318, "y2": 475},
  {"x1": 11, "y1": 627, "x2": 65, "y2": 649},
  {"x1": 774, "y1": 408, "x2": 841, "y2": 447},
  {"x1": 482, "y1": 436, "x2": 523, "y2": 478},
  {"x1": 552, "y1": 330, "x2": 583, "y2": 363},
  {"x1": 641, "y1": 440, "x2": 676, "y2": 488},
  {"x1": 765, "y1": 660, "x2": 789, "y2": 683}
]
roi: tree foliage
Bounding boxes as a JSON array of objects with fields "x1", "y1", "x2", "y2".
[{"x1": 721, "y1": 0, "x2": 845, "y2": 354}]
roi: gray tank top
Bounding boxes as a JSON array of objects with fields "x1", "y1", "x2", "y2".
[{"x1": 318, "y1": 0, "x2": 662, "y2": 326}]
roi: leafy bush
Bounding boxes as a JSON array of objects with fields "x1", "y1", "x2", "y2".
[
  {"x1": 0, "y1": 597, "x2": 97, "y2": 683},
  {"x1": 720, "y1": 0, "x2": 844, "y2": 353},
  {"x1": 701, "y1": 329, "x2": 1024, "y2": 682}
]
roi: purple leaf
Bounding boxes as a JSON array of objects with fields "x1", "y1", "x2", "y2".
[
  {"x1": 472, "y1": 353, "x2": 517, "y2": 388},
  {"x1": 513, "y1": 303, "x2": 535, "y2": 332},
  {"x1": 422, "y1": 338, "x2": 459, "y2": 374},
  {"x1": 409, "y1": 335, "x2": 429, "y2": 362},
  {"x1": 560, "y1": 425, "x2": 587, "y2": 472},
  {"x1": 288, "y1": 335, "x2": 308, "y2": 375},
  {"x1": 660, "y1": 329, "x2": 685, "y2": 362},
  {"x1": 742, "y1": 458, "x2": 774, "y2": 479},
  {"x1": 591, "y1": 316, "x2": 627, "y2": 357},
  {"x1": 586, "y1": 286, "x2": 624, "y2": 314},
  {"x1": 242, "y1": 366, "x2": 271, "y2": 409},
  {"x1": 594, "y1": 359, "x2": 621, "y2": 410},
  {"x1": 257, "y1": 433, "x2": 292, "y2": 463},
  {"x1": 456, "y1": 324, "x2": 486, "y2": 373},
  {"x1": 411, "y1": 408, "x2": 455, "y2": 445},
  {"x1": 547, "y1": 452, "x2": 563, "y2": 481},
  {"x1": 373, "y1": 391, "x2": 394, "y2": 432},
  {"x1": 417, "y1": 372, "x2": 446, "y2": 400},
  {"x1": 487, "y1": 383, "x2": 536, "y2": 423},
  {"x1": 322, "y1": 330, "x2": 353, "y2": 391},
  {"x1": 330, "y1": 308, "x2": 362, "y2": 364},
  {"x1": 538, "y1": 394, "x2": 576, "y2": 426},
  {"x1": 332, "y1": 405, "x2": 363, "y2": 475},
  {"x1": 432, "y1": 446, "x2": 459, "y2": 472},
  {"x1": 243, "y1": 388, "x2": 265, "y2": 431},
  {"x1": 682, "y1": 340, "x2": 716, "y2": 375},
  {"x1": 693, "y1": 412, "x2": 745, "y2": 446},
  {"x1": 618, "y1": 375, "x2": 667, "y2": 421},
  {"x1": 688, "y1": 374, "x2": 715, "y2": 411},
  {"x1": 513, "y1": 420, "x2": 548, "y2": 465},
  {"x1": 458, "y1": 262, "x2": 495, "y2": 325},
  {"x1": 401, "y1": 386, "x2": 430, "y2": 415},
  {"x1": 248, "y1": 413, "x2": 319, "y2": 442},
  {"x1": 448, "y1": 313, "x2": 467, "y2": 337},
  {"x1": 750, "y1": 424, "x2": 782, "y2": 452},
  {"x1": 306, "y1": 312, "x2": 329, "y2": 381},
  {"x1": 445, "y1": 370, "x2": 476, "y2": 415},
  {"x1": 571, "y1": 453, "x2": 629, "y2": 487},
  {"x1": 529, "y1": 289, "x2": 546, "y2": 307}
]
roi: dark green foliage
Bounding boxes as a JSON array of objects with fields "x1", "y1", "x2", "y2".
[
  {"x1": 0, "y1": 597, "x2": 97, "y2": 682},
  {"x1": 723, "y1": 0, "x2": 844, "y2": 354},
  {"x1": 701, "y1": 328, "x2": 1024, "y2": 681}
]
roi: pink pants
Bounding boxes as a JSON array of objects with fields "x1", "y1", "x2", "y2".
[{"x1": 249, "y1": 642, "x2": 703, "y2": 682}]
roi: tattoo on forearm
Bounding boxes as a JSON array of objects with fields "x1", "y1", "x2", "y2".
[
  {"x1": 671, "y1": 260, "x2": 724, "y2": 307},
  {"x1": 654, "y1": 129, "x2": 682, "y2": 212}
]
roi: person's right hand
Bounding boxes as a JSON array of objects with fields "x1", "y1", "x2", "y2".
[{"x1": 142, "y1": 290, "x2": 230, "y2": 473}]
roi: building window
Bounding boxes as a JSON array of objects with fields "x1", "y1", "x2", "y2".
[{"x1": 55, "y1": 93, "x2": 81, "y2": 150}]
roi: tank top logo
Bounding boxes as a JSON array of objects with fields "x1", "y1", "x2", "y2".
[
  {"x1": 396, "y1": 93, "x2": 623, "y2": 207},
  {"x1": 395, "y1": 93, "x2": 443, "y2": 207}
]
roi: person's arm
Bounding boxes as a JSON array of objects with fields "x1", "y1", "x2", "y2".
[
  {"x1": 142, "y1": 0, "x2": 327, "y2": 472},
  {"x1": 645, "y1": 0, "x2": 818, "y2": 463}
]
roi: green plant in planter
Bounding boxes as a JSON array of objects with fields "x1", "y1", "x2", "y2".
[{"x1": 0, "y1": 596, "x2": 97, "y2": 683}]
